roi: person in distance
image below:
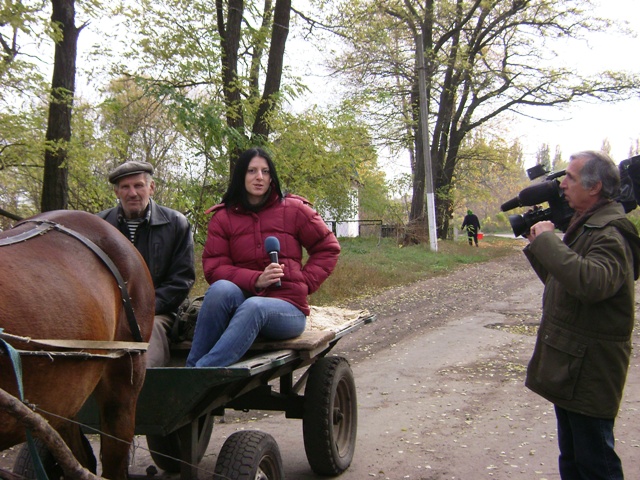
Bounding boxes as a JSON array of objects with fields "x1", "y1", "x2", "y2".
[
  {"x1": 186, "y1": 147, "x2": 340, "y2": 367},
  {"x1": 461, "y1": 209, "x2": 481, "y2": 246},
  {"x1": 523, "y1": 150, "x2": 640, "y2": 479}
]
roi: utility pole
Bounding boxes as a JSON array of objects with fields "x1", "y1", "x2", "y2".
[{"x1": 416, "y1": 33, "x2": 438, "y2": 252}]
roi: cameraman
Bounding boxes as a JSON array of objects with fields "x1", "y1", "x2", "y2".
[{"x1": 523, "y1": 150, "x2": 640, "y2": 479}]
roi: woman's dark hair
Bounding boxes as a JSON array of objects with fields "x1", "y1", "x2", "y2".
[{"x1": 221, "y1": 147, "x2": 283, "y2": 207}]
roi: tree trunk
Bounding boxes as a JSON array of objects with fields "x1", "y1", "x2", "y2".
[
  {"x1": 41, "y1": 0, "x2": 80, "y2": 212},
  {"x1": 408, "y1": 60, "x2": 425, "y2": 210},
  {"x1": 435, "y1": 127, "x2": 464, "y2": 238},
  {"x1": 408, "y1": 1, "x2": 439, "y2": 243},
  {"x1": 216, "y1": 0, "x2": 291, "y2": 176},
  {"x1": 218, "y1": 0, "x2": 245, "y2": 175},
  {"x1": 249, "y1": 0, "x2": 273, "y2": 100},
  {"x1": 423, "y1": 1, "x2": 463, "y2": 239},
  {"x1": 251, "y1": 0, "x2": 291, "y2": 141}
]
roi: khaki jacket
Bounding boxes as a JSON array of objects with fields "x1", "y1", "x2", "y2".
[{"x1": 524, "y1": 201, "x2": 640, "y2": 418}]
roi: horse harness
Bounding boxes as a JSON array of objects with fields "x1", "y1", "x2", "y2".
[{"x1": 0, "y1": 219, "x2": 144, "y2": 343}]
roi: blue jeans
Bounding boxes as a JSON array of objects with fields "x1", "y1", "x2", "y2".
[
  {"x1": 555, "y1": 405, "x2": 624, "y2": 479},
  {"x1": 186, "y1": 280, "x2": 306, "y2": 367}
]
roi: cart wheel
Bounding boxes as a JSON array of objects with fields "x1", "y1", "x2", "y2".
[
  {"x1": 214, "y1": 430, "x2": 283, "y2": 480},
  {"x1": 146, "y1": 413, "x2": 214, "y2": 473},
  {"x1": 13, "y1": 438, "x2": 63, "y2": 480},
  {"x1": 303, "y1": 356, "x2": 357, "y2": 476},
  {"x1": 13, "y1": 431, "x2": 95, "y2": 480}
]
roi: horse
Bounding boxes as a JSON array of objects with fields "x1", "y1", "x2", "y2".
[{"x1": 0, "y1": 210, "x2": 155, "y2": 479}]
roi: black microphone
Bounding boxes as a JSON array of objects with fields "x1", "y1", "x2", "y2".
[
  {"x1": 500, "y1": 181, "x2": 561, "y2": 211},
  {"x1": 500, "y1": 195, "x2": 523, "y2": 212},
  {"x1": 264, "y1": 236, "x2": 281, "y2": 287}
]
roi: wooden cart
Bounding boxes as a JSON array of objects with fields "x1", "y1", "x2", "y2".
[{"x1": 59, "y1": 309, "x2": 375, "y2": 480}]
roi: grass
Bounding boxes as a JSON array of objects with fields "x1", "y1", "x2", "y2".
[
  {"x1": 310, "y1": 235, "x2": 523, "y2": 306},
  {"x1": 192, "y1": 234, "x2": 524, "y2": 306}
]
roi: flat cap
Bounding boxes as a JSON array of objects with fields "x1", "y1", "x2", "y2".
[{"x1": 108, "y1": 161, "x2": 154, "y2": 184}]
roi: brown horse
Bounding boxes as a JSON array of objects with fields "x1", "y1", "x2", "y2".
[{"x1": 0, "y1": 210, "x2": 155, "y2": 479}]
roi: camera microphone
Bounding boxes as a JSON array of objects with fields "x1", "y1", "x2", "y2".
[
  {"x1": 500, "y1": 196, "x2": 523, "y2": 212},
  {"x1": 264, "y1": 236, "x2": 281, "y2": 288},
  {"x1": 500, "y1": 181, "x2": 561, "y2": 211}
]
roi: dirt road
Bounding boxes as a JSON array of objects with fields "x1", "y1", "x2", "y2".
[
  {"x1": 2, "y1": 247, "x2": 639, "y2": 479},
  {"x1": 188, "y1": 247, "x2": 639, "y2": 480}
]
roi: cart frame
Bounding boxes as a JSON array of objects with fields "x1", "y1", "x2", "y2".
[{"x1": 77, "y1": 313, "x2": 374, "y2": 479}]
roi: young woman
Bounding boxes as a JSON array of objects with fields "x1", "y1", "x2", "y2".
[{"x1": 186, "y1": 147, "x2": 340, "y2": 367}]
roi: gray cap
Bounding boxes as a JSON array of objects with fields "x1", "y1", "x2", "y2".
[{"x1": 108, "y1": 161, "x2": 154, "y2": 184}]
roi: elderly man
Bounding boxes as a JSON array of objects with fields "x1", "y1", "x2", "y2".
[
  {"x1": 98, "y1": 161, "x2": 195, "y2": 367},
  {"x1": 523, "y1": 150, "x2": 640, "y2": 479}
]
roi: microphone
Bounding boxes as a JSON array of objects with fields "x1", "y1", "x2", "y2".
[
  {"x1": 500, "y1": 180, "x2": 561, "y2": 212},
  {"x1": 500, "y1": 195, "x2": 524, "y2": 212},
  {"x1": 264, "y1": 236, "x2": 281, "y2": 287}
]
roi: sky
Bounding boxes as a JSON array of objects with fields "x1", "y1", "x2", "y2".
[{"x1": 511, "y1": 0, "x2": 640, "y2": 168}]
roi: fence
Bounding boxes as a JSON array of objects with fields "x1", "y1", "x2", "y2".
[
  {"x1": 325, "y1": 220, "x2": 384, "y2": 238},
  {"x1": 323, "y1": 220, "x2": 407, "y2": 239}
]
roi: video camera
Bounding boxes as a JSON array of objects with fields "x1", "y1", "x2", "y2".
[
  {"x1": 501, "y1": 156, "x2": 640, "y2": 237},
  {"x1": 500, "y1": 166, "x2": 573, "y2": 237}
]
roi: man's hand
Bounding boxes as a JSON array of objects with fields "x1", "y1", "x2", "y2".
[{"x1": 525, "y1": 221, "x2": 555, "y2": 243}]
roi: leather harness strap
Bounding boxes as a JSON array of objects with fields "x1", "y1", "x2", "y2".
[
  {"x1": 0, "y1": 222, "x2": 53, "y2": 246},
  {"x1": 2, "y1": 220, "x2": 144, "y2": 343}
]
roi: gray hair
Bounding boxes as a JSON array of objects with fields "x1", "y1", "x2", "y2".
[{"x1": 569, "y1": 150, "x2": 620, "y2": 200}]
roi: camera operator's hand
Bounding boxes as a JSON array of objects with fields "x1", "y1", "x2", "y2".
[{"x1": 526, "y1": 221, "x2": 555, "y2": 243}]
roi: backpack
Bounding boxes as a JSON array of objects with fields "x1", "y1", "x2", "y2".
[{"x1": 170, "y1": 295, "x2": 204, "y2": 343}]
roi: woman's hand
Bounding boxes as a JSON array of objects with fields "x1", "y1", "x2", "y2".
[{"x1": 256, "y1": 262, "x2": 285, "y2": 290}]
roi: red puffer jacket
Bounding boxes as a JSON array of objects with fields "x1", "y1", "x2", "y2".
[{"x1": 202, "y1": 191, "x2": 340, "y2": 315}]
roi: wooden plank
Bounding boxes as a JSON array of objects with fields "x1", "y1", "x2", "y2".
[{"x1": 0, "y1": 332, "x2": 148, "y2": 352}]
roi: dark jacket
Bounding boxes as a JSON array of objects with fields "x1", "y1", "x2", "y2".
[
  {"x1": 98, "y1": 199, "x2": 195, "y2": 316},
  {"x1": 202, "y1": 191, "x2": 340, "y2": 316},
  {"x1": 524, "y1": 201, "x2": 640, "y2": 418},
  {"x1": 461, "y1": 214, "x2": 481, "y2": 234}
]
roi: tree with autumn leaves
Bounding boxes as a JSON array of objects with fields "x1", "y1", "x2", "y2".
[
  {"x1": 2, "y1": 0, "x2": 640, "y2": 239},
  {"x1": 1, "y1": 0, "x2": 388, "y2": 229},
  {"x1": 316, "y1": 0, "x2": 640, "y2": 239}
]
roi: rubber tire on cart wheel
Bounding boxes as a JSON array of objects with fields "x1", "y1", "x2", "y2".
[
  {"x1": 146, "y1": 413, "x2": 214, "y2": 473},
  {"x1": 13, "y1": 432, "x2": 94, "y2": 480},
  {"x1": 13, "y1": 438, "x2": 63, "y2": 480},
  {"x1": 213, "y1": 430, "x2": 284, "y2": 480},
  {"x1": 303, "y1": 355, "x2": 357, "y2": 476}
]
